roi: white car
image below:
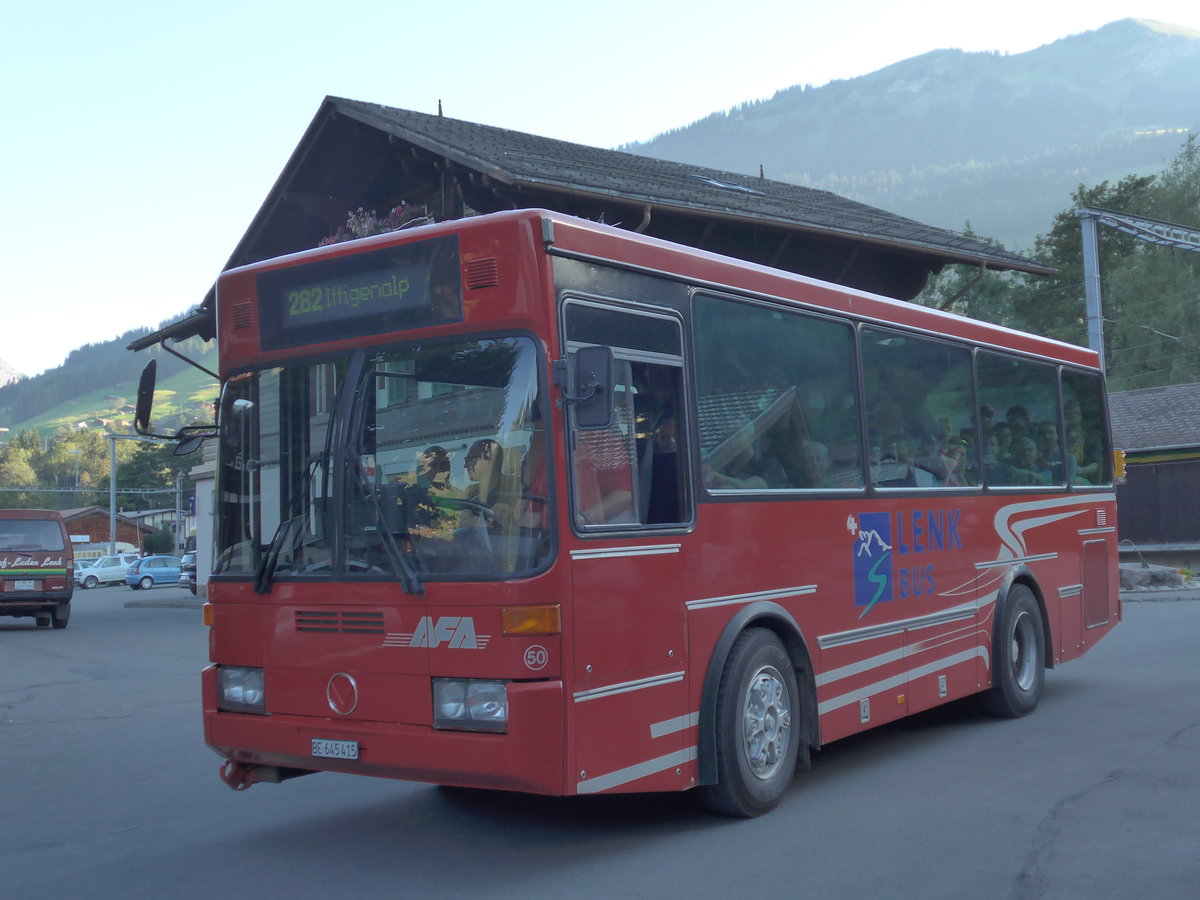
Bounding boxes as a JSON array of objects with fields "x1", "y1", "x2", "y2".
[{"x1": 75, "y1": 553, "x2": 141, "y2": 589}]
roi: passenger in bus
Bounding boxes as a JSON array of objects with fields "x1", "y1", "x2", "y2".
[
  {"x1": 1034, "y1": 422, "x2": 1066, "y2": 483},
  {"x1": 972, "y1": 434, "x2": 1014, "y2": 485},
  {"x1": 991, "y1": 421, "x2": 1014, "y2": 463},
  {"x1": 416, "y1": 445, "x2": 452, "y2": 492},
  {"x1": 912, "y1": 434, "x2": 958, "y2": 486},
  {"x1": 1006, "y1": 405, "x2": 1032, "y2": 444},
  {"x1": 947, "y1": 439, "x2": 969, "y2": 482},
  {"x1": 979, "y1": 404, "x2": 996, "y2": 435},
  {"x1": 1008, "y1": 436, "x2": 1050, "y2": 485},
  {"x1": 518, "y1": 412, "x2": 549, "y2": 529},
  {"x1": 705, "y1": 424, "x2": 770, "y2": 490},
  {"x1": 1065, "y1": 425, "x2": 1095, "y2": 484},
  {"x1": 766, "y1": 403, "x2": 828, "y2": 488},
  {"x1": 574, "y1": 426, "x2": 635, "y2": 524},
  {"x1": 632, "y1": 363, "x2": 686, "y2": 521},
  {"x1": 460, "y1": 439, "x2": 505, "y2": 528},
  {"x1": 1065, "y1": 401, "x2": 1103, "y2": 482}
]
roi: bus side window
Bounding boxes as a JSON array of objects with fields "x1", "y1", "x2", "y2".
[
  {"x1": 564, "y1": 301, "x2": 691, "y2": 529},
  {"x1": 977, "y1": 352, "x2": 1064, "y2": 487},
  {"x1": 573, "y1": 370, "x2": 638, "y2": 526},
  {"x1": 1061, "y1": 369, "x2": 1111, "y2": 485},
  {"x1": 693, "y1": 294, "x2": 862, "y2": 492},
  {"x1": 861, "y1": 328, "x2": 974, "y2": 489}
]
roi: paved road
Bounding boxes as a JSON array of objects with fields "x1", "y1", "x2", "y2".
[{"x1": 2, "y1": 587, "x2": 1197, "y2": 899}]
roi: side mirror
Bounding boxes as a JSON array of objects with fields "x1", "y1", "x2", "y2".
[
  {"x1": 135, "y1": 360, "x2": 157, "y2": 433},
  {"x1": 133, "y1": 356, "x2": 220, "y2": 448},
  {"x1": 174, "y1": 435, "x2": 206, "y2": 456},
  {"x1": 571, "y1": 345, "x2": 613, "y2": 430}
]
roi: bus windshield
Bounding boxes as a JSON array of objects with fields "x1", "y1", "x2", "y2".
[{"x1": 214, "y1": 335, "x2": 550, "y2": 585}]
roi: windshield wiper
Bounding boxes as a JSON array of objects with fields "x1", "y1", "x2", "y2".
[
  {"x1": 253, "y1": 452, "x2": 324, "y2": 594},
  {"x1": 353, "y1": 460, "x2": 424, "y2": 596}
]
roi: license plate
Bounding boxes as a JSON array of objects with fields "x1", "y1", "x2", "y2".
[
  {"x1": 311, "y1": 738, "x2": 359, "y2": 760},
  {"x1": 14, "y1": 580, "x2": 36, "y2": 591}
]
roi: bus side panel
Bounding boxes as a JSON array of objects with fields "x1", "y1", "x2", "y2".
[{"x1": 816, "y1": 635, "x2": 909, "y2": 744}]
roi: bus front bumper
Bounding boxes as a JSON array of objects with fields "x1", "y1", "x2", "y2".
[{"x1": 202, "y1": 669, "x2": 566, "y2": 795}]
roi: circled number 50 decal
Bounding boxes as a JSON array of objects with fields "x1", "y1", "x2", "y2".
[{"x1": 524, "y1": 645, "x2": 549, "y2": 671}]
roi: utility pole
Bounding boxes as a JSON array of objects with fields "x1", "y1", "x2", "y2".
[
  {"x1": 1076, "y1": 207, "x2": 1200, "y2": 372},
  {"x1": 175, "y1": 471, "x2": 184, "y2": 554}
]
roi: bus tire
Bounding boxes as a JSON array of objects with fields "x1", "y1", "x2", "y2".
[
  {"x1": 700, "y1": 628, "x2": 800, "y2": 817},
  {"x1": 979, "y1": 584, "x2": 1045, "y2": 718}
]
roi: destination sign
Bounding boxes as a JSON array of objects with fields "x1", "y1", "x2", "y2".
[{"x1": 257, "y1": 233, "x2": 463, "y2": 350}]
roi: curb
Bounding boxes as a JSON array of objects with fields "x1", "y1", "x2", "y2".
[
  {"x1": 124, "y1": 597, "x2": 204, "y2": 610},
  {"x1": 1120, "y1": 589, "x2": 1200, "y2": 603}
]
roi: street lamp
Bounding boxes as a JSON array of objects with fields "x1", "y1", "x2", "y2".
[{"x1": 68, "y1": 449, "x2": 81, "y2": 487}]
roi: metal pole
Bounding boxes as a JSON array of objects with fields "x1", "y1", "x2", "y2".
[
  {"x1": 108, "y1": 435, "x2": 117, "y2": 554},
  {"x1": 1078, "y1": 211, "x2": 1105, "y2": 371},
  {"x1": 175, "y1": 472, "x2": 183, "y2": 554}
]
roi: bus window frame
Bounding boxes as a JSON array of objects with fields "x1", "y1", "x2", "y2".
[
  {"x1": 691, "y1": 289, "x2": 869, "y2": 500},
  {"x1": 561, "y1": 296, "x2": 695, "y2": 537},
  {"x1": 859, "y1": 322, "x2": 980, "y2": 493}
]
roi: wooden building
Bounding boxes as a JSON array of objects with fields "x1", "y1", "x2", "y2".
[{"x1": 1110, "y1": 382, "x2": 1200, "y2": 565}]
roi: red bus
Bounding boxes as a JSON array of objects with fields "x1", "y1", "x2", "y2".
[{"x1": 197, "y1": 209, "x2": 1118, "y2": 816}]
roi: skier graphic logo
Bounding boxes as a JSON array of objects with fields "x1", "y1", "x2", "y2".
[{"x1": 849, "y1": 513, "x2": 894, "y2": 619}]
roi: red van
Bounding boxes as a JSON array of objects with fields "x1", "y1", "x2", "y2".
[{"x1": 0, "y1": 509, "x2": 74, "y2": 629}]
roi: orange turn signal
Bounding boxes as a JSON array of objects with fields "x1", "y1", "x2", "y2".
[
  {"x1": 203, "y1": 602, "x2": 215, "y2": 627},
  {"x1": 502, "y1": 604, "x2": 561, "y2": 635}
]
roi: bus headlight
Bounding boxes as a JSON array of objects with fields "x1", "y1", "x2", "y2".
[
  {"x1": 217, "y1": 666, "x2": 266, "y2": 714},
  {"x1": 432, "y1": 678, "x2": 508, "y2": 732}
]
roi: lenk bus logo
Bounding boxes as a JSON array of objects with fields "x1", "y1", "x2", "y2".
[
  {"x1": 849, "y1": 509, "x2": 964, "y2": 619},
  {"x1": 384, "y1": 616, "x2": 493, "y2": 649},
  {"x1": 850, "y1": 513, "x2": 894, "y2": 619}
]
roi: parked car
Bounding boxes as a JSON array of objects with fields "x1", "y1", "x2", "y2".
[
  {"x1": 0, "y1": 508, "x2": 74, "y2": 628},
  {"x1": 126, "y1": 555, "x2": 181, "y2": 590},
  {"x1": 75, "y1": 553, "x2": 141, "y2": 589},
  {"x1": 179, "y1": 552, "x2": 197, "y2": 595}
]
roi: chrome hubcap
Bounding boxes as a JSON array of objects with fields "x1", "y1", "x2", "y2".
[
  {"x1": 742, "y1": 665, "x2": 791, "y2": 780},
  {"x1": 1011, "y1": 610, "x2": 1038, "y2": 691}
]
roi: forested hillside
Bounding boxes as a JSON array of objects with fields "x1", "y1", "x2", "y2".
[
  {"x1": 0, "y1": 323, "x2": 214, "y2": 432},
  {"x1": 914, "y1": 137, "x2": 1200, "y2": 392}
]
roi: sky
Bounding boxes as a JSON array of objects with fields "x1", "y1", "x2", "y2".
[{"x1": 4, "y1": 0, "x2": 1199, "y2": 379}]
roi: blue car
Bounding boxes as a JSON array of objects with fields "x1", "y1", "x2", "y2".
[{"x1": 126, "y1": 555, "x2": 182, "y2": 590}]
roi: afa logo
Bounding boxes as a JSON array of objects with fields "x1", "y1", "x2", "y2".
[{"x1": 848, "y1": 513, "x2": 894, "y2": 619}]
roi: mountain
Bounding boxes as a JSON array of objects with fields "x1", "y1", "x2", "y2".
[
  {"x1": 0, "y1": 358, "x2": 20, "y2": 387},
  {"x1": 624, "y1": 19, "x2": 1200, "y2": 249}
]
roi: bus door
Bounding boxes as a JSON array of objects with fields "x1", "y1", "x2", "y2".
[{"x1": 561, "y1": 300, "x2": 695, "y2": 795}]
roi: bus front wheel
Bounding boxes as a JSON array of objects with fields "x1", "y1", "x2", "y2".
[
  {"x1": 979, "y1": 584, "x2": 1045, "y2": 718},
  {"x1": 700, "y1": 628, "x2": 800, "y2": 817}
]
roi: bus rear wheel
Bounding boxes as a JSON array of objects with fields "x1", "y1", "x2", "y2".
[
  {"x1": 979, "y1": 584, "x2": 1045, "y2": 718},
  {"x1": 700, "y1": 628, "x2": 800, "y2": 817}
]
